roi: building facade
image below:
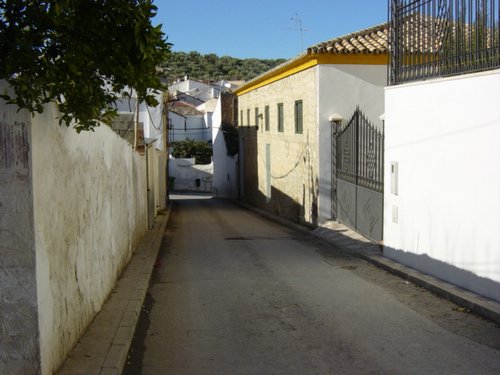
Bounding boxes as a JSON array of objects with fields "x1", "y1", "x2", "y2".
[{"x1": 236, "y1": 25, "x2": 388, "y2": 230}]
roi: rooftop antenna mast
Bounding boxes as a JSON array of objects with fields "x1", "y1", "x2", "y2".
[{"x1": 290, "y1": 13, "x2": 308, "y2": 53}]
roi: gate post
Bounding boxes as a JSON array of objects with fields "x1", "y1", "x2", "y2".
[{"x1": 329, "y1": 113, "x2": 344, "y2": 220}]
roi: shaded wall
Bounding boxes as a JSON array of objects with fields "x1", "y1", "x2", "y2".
[
  {"x1": 237, "y1": 67, "x2": 319, "y2": 226},
  {"x1": 169, "y1": 157, "x2": 213, "y2": 192},
  {"x1": 0, "y1": 95, "x2": 40, "y2": 375},
  {"x1": 317, "y1": 64, "x2": 387, "y2": 224},
  {"x1": 212, "y1": 93, "x2": 239, "y2": 198}
]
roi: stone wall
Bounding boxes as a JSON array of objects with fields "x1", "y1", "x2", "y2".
[{"x1": 238, "y1": 67, "x2": 319, "y2": 225}]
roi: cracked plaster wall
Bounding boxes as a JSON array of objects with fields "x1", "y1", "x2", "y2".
[{"x1": 31, "y1": 103, "x2": 148, "y2": 375}]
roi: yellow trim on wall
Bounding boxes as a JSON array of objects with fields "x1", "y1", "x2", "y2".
[{"x1": 235, "y1": 53, "x2": 388, "y2": 96}]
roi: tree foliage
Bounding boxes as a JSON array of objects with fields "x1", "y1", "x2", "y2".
[
  {"x1": 221, "y1": 122, "x2": 238, "y2": 157},
  {"x1": 171, "y1": 139, "x2": 212, "y2": 165},
  {"x1": 0, "y1": 0, "x2": 171, "y2": 132},
  {"x1": 163, "y1": 51, "x2": 286, "y2": 83}
]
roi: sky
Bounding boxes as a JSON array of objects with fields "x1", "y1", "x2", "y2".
[{"x1": 153, "y1": 0, "x2": 388, "y2": 60}]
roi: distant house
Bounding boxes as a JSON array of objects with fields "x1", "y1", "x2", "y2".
[
  {"x1": 197, "y1": 98, "x2": 218, "y2": 135},
  {"x1": 168, "y1": 77, "x2": 242, "y2": 100},
  {"x1": 167, "y1": 79, "x2": 243, "y2": 144},
  {"x1": 384, "y1": 0, "x2": 500, "y2": 302},
  {"x1": 235, "y1": 24, "x2": 388, "y2": 236},
  {"x1": 168, "y1": 78, "x2": 217, "y2": 101},
  {"x1": 114, "y1": 90, "x2": 165, "y2": 150},
  {"x1": 168, "y1": 101, "x2": 208, "y2": 142}
]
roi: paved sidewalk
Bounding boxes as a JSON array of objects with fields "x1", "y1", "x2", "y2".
[
  {"x1": 56, "y1": 206, "x2": 171, "y2": 375},
  {"x1": 313, "y1": 221, "x2": 500, "y2": 325},
  {"x1": 239, "y1": 202, "x2": 500, "y2": 325}
]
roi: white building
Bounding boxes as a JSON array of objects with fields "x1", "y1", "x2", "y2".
[
  {"x1": 168, "y1": 78, "x2": 220, "y2": 102},
  {"x1": 168, "y1": 102, "x2": 209, "y2": 142},
  {"x1": 384, "y1": 0, "x2": 500, "y2": 302}
]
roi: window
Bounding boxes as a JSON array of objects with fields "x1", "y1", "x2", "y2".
[
  {"x1": 255, "y1": 107, "x2": 259, "y2": 129},
  {"x1": 277, "y1": 103, "x2": 284, "y2": 132},
  {"x1": 240, "y1": 110, "x2": 243, "y2": 126},
  {"x1": 264, "y1": 105, "x2": 270, "y2": 131},
  {"x1": 246, "y1": 108, "x2": 250, "y2": 127},
  {"x1": 294, "y1": 100, "x2": 303, "y2": 134}
]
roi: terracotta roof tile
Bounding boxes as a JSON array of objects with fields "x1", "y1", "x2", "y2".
[
  {"x1": 307, "y1": 23, "x2": 389, "y2": 55},
  {"x1": 169, "y1": 102, "x2": 204, "y2": 117}
]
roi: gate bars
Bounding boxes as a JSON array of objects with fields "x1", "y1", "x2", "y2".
[
  {"x1": 389, "y1": 0, "x2": 500, "y2": 84},
  {"x1": 335, "y1": 108, "x2": 384, "y2": 193}
]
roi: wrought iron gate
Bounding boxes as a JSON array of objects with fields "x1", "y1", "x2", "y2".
[{"x1": 333, "y1": 108, "x2": 384, "y2": 242}]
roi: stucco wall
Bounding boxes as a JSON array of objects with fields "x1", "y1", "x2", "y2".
[
  {"x1": 169, "y1": 158, "x2": 213, "y2": 192},
  {"x1": 384, "y1": 70, "x2": 500, "y2": 302},
  {"x1": 0, "y1": 95, "x2": 40, "y2": 374},
  {"x1": 212, "y1": 96, "x2": 238, "y2": 198},
  {"x1": 31, "y1": 103, "x2": 148, "y2": 374},
  {"x1": 169, "y1": 112, "x2": 208, "y2": 142},
  {"x1": 238, "y1": 67, "x2": 319, "y2": 225},
  {"x1": 317, "y1": 64, "x2": 387, "y2": 224}
]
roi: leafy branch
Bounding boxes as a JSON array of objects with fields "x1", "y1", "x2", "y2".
[{"x1": 0, "y1": 0, "x2": 171, "y2": 132}]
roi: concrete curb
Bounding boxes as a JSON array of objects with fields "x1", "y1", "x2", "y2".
[
  {"x1": 56, "y1": 204, "x2": 172, "y2": 375},
  {"x1": 356, "y1": 252, "x2": 500, "y2": 325},
  {"x1": 237, "y1": 201, "x2": 500, "y2": 325}
]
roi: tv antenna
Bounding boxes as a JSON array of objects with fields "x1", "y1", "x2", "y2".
[{"x1": 287, "y1": 13, "x2": 308, "y2": 53}]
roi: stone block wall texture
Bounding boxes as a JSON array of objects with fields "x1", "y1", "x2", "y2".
[
  {"x1": 0, "y1": 89, "x2": 149, "y2": 375},
  {"x1": 238, "y1": 67, "x2": 319, "y2": 225}
]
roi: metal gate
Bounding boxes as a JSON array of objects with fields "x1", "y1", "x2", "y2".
[{"x1": 332, "y1": 108, "x2": 384, "y2": 242}]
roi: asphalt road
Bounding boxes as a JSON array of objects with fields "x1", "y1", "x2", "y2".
[{"x1": 124, "y1": 195, "x2": 500, "y2": 375}]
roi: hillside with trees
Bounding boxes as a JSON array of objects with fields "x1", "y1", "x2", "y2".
[{"x1": 163, "y1": 51, "x2": 286, "y2": 83}]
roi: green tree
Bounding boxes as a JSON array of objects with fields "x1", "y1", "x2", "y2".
[
  {"x1": 0, "y1": 0, "x2": 171, "y2": 132},
  {"x1": 162, "y1": 51, "x2": 286, "y2": 83},
  {"x1": 171, "y1": 139, "x2": 212, "y2": 164}
]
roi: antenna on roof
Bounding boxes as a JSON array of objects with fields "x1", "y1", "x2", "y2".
[{"x1": 289, "y1": 13, "x2": 308, "y2": 53}]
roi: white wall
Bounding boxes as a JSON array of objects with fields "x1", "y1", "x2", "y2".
[
  {"x1": 317, "y1": 64, "x2": 387, "y2": 223},
  {"x1": 169, "y1": 112, "x2": 208, "y2": 142},
  {"x1": 211, "y1": 97, "x2": 238, "y2": 198},
  {"x1": 31, "y1": 104, "x2": 148, "y2": 374},
  {"x1": 115, "y1": 92, "x2": 165, "y2": 150},
  {"x1": 168, "y1": 79, "x2": 218, "y2": 101},
  {"x1": 384, "y1": 70, "x2": 500, "y2": 302},
  {"x1": 168, "y1": 158, "x2": 213, "y2": 192}
]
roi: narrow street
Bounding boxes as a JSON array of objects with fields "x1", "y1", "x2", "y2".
[{"x1": 124, "y1": 195, "x2": 500, "y2": 375}]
